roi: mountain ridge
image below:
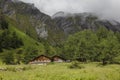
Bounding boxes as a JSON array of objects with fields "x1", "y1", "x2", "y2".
[
  {"x1": 0, "y1": 0, "x2": 64, "y2": 45},
  {"x1": 1, "y1": 0, "x2": 120, "y2": 43},
  {"x1": 52, "y1": 12, "x2": 120, "y2": 36}
]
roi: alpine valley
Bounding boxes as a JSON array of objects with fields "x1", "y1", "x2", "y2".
[{"x1": 0, "y1": 0, "x2": 120, "y2": 64}]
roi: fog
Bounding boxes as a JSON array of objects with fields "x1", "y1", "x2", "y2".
[{"x1": 20, "y1": 0, "x2": 120, "y2": 21}]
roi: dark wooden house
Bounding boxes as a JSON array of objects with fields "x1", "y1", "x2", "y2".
[
  {"x1": 52, "y1": 56, "x2": 66, "y2": 62},
  {"x1": 29, "y1": 55, "x2": 51, "y2": 65}
]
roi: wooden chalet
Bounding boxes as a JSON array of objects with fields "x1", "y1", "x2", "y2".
[
  {"x1": 52, "y1": 56, "x2": 66, "y2": 62},
  {"x1": 29, "y1": 55, "x2": 51, "y2": 65}
]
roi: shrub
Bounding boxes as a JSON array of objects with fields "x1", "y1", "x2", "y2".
[
  {"x1": 69, "y1": 61, "x2": 84, "y2": 69},
  {"x1": 6, "y1": 67, "x2": 17, "y2": 72}
]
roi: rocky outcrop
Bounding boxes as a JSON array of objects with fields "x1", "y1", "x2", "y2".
[
  {"x1": 0, "y1": 0, "x2": 64, "y2": 44},
  {"x1": 52, "y1": 12, "x2": 120, "y2": 36}
]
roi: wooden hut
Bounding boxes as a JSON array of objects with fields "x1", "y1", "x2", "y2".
[
  {"x1": 52, "y1": 56, "x2": 65, "y2": 62},
  {"x1": 29, "y1": 55, "x2": 51, "y2": 65}
]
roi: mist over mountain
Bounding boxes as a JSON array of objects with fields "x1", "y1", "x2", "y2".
[
  {"x1": 1, "y1": 0, "x2": 120, "y2": 41},
  {"x1": 20, "y1": 0, "x2": 120, "y2": 22}
]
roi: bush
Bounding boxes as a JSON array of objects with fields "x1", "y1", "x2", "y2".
[
  {"x1": 69, "y1": 61, "x2": 85, "y2": 69},
  {"x1": 6, "y1": 67, "x2": 17, "y2": 72},
  {"x1": 22, "y1": 65, "x2": 33, "y2": 71}
]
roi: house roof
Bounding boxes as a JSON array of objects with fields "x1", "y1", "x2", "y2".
[
  {"x1": 30, "y1": 55, "x2": 66, "y2": 62},
  {"x1": 30, "y1": 55, "x2": 51, "y2": 61},
  {"x1": 52, "y1": 55, "x2": 66, "y2": 61}
]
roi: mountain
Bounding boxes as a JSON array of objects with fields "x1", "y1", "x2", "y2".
[
  {"x1": 0, "y1": 0, "x2": 120, "y2": 64},
  {"x1": 0, "y1": 0, "x2": 65, "y2": 64},
  {"x1": 0, "y1": 0, "x2": 64, "y2": 45},
  {"x1": 52, "y1": 12, "x2": 120, "y2": 36},
  {"x1": 0, "y1": 10, "x2": 47, "y2": 64},
  {"x1": 1, "y1": 0, "x2": 120, "y2": 44}
]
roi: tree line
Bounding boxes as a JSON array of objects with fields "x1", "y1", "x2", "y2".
[{"x1": 63, "y1": 27, "x2": 120, "y2": 65}]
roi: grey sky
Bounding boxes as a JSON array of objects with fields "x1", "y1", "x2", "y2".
[{"x1": 20, "y1": 0, "x2": 120, "y2": 21}]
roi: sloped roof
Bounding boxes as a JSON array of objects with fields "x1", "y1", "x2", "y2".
[
  {"x1": 52, "y1": 55, "x2": 66, "y2": 61},
  {"x1": 31, "y1": 55, "x2": 51, "y2": 61}
]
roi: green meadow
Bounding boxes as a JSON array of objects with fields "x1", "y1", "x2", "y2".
[{"x1": 0, "y1": 63, "x2": 120, "y2": 80}]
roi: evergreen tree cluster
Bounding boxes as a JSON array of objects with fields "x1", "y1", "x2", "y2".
[{"x1": 0, "y1": 30, "x2": 23, "y2": 51}]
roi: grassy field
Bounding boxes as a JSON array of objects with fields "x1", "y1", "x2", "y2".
[{"x1": 0, "y1": 63, "x2": 120, "y2": 80}]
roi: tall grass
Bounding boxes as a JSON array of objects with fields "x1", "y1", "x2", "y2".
[{"x1": 0, "y1": 63, "x2": 120, "y2": 80}]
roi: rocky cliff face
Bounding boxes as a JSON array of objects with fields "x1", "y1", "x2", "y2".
[
  {"x1": 52, "y1": 12, "x2": 120, "y2": 36},
  {"x1": 0, "y1": 0, "x2": 64, "y2": 44}
]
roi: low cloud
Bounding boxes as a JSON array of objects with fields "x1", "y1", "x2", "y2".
[{"x1": 20, "y1": 0, "x2": 120, "y2": 21}]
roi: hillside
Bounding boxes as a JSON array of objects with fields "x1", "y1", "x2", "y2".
[
  {"x1": 0, "y1": 0, "x2": 64, "y2": 45},
  {"x1": 0, "y1": 11, "x2": 46, "y2": 64}
]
